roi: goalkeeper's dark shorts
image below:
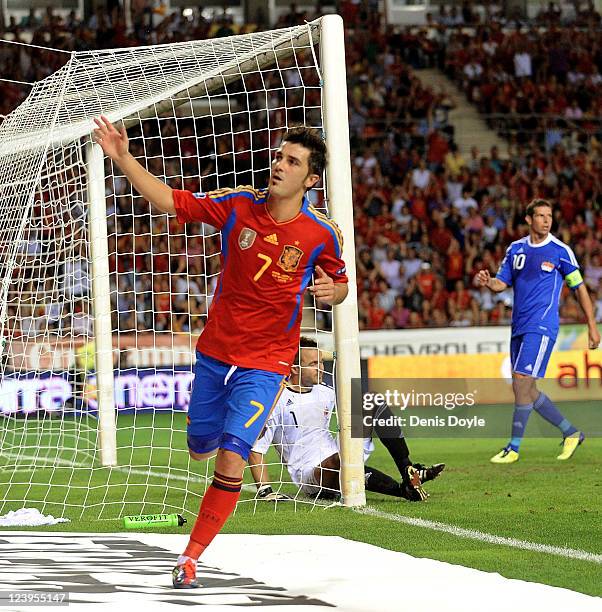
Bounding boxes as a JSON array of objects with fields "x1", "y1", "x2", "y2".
[{"x1": 186, "y1": 351, "x2": 285, "y2": 460}]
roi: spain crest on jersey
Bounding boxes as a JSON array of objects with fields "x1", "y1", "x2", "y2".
[
  {"x1": 278, "y1": 244, "x2": 303, "y2": 272},
  {"x1": 238, "y1": 227, "x2": 257, "y2": 250}
]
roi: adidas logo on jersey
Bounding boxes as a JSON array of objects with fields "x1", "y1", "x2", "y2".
[
  {"x1": 264, "y1": 233, "x2": 279, "y2": 245},
  {"x1": 525, "y1": 364, "x2": 533, "y2": 371},
  {"x1": 286, "y1": 398, "x2": 294, "y2": 406}
]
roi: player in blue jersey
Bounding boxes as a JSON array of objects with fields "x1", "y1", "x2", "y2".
[{"x1": 476, "y1": 199, "x2": 600, "y2": 463}]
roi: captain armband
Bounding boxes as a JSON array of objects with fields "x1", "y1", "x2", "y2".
[{"x1": 565, "y1": 270, "x2": 583, "y2": 289}]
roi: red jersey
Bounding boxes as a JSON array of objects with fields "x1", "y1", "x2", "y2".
[{"x1": 173, "y1": 186, "x2": 348, "y2": 375}]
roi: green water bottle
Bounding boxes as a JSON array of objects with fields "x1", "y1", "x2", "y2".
[{"x1": 123, "y1": 513, "x2": 187, "y2": 529}]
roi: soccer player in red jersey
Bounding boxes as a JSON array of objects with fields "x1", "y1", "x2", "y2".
[{"x1": 93, "y1": 116, "x2": 349, "y2": 588}]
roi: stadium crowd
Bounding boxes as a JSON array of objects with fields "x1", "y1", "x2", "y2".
[
  {"x1": 338, "y1": 4, "x2": 602, "y2": 329},
  {"x1": 442, "y1": 22, "x2": 602, "y2": 147},
  {"x1": 1, "y1": 2, "x2": 602, "y2": 337}
]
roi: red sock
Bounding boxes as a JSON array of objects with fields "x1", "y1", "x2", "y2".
[{"x1": 183, "y1": 471, "x2": 242, "y2": 560}]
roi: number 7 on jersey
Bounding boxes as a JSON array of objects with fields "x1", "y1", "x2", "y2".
[{"x1": 254, "y1": 253, "x2": 272, "y2": 281}]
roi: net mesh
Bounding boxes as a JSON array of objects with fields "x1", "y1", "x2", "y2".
[{"x1": 0, "y1": 20, "x2": 348, "y2": 520}]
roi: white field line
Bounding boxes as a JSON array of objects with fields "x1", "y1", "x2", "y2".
[
  {"x1": 0, "y1": 451, "x2": 258, "y2": 491},
  {"x1": 104, "y1": 466, "x2": 322, "y2": 505},
  {"x1": 7, "y1": 453, "x2": 595, "y2": 557},
  {"x1": 1, "y1": 451, "x2": 209, "y2": 483},
  {"x1": 355, "y1": 506, "x2": 602, "y2": 564},
  {"x1": 1, "y1": 453, "x2": 328, "y2": 507},
  {"x1": 1, "y1": 451, "x2": 94, "y2": 468}
]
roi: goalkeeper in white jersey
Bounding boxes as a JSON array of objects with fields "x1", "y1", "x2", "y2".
[{"x1": 249, "y1": 337, "x2": 444, "y2": 501}]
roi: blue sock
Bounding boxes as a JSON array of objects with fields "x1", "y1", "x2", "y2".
[
  {"x1": 533, "y1": 393, "x2": 577, "y2": 437},
  {"x1": 509, "y1": 403, "x2": 533, "y2": 452}
]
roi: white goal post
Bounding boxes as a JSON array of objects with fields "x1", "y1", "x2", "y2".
[
  {"x1": 0, "y1": 15, "x2": 365, "y2": 519},
  {"x1": 319, "y1": 17, "x2": 365, "y2": 507}
]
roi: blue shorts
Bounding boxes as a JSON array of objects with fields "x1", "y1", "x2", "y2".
[
  {"x1": 510, "y1": 333, "x2": 555, "y2": 378},
  {"x1": 186, "y1": 351, "x2": 285, "y2": 460}
]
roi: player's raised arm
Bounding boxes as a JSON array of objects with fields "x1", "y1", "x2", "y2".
[
  {"x1": 574, "y1": 284, "x2": 601, "y2": 349},
  {"x1": 476, "y1": 269, "x2": 508, "y2": 293},
  {"x1": 93, "y1": 115, "x2": 176, "y2": 215}
]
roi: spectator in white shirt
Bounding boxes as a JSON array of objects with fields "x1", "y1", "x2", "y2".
[
  {"x1": 376, "y1": 279, "x2": 398, "y2": 313},
  {"x1": 463, "y1": 61, "x2": 483, "y2": 82},
  {"x1": 402, "y1": 247, "x2": 422, "y2": 283},
  {"x1": 483, "y1": 215, "x2": 499, "y2": 244},
  {"x1": 411, "y1": 159, "x2": 431, "y2": 190},
  {"x1": 514, "y1": 49, "x2": 532, "y2": 78},
  {"x1": 378, "y1": 247, "x2": 403, "y2": 292},
  {"x1": 62, "y1": 248, "x2": 90, "y2": 298},
  {"x1": 446, "y1": 172, "x2": 464, "y2": 203},
  {"x1": 391, "y1": 187, "x2": 408, "y2": 224},
  {"x1": 453, "y1": 188, "x2": 478, "y2": 217},
  {"x1": 473, "y1": 285, "x2": 495, "y2": 311},
  {"x1": 371, "y1": 234, "x2": 390, "y2": 265}
]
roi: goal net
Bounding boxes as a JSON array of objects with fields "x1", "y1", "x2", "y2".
[{"x1": 0, "y1": 16, "x2": 364, "y2": 521}]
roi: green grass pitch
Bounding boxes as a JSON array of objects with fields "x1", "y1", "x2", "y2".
[{"x1": 0, "y1": 411, "x2": 600, "y2": 597}]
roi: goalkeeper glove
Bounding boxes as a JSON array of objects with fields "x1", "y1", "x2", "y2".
[{"x1": 256, "y1": 485, "x2": 293, "y2": 501}]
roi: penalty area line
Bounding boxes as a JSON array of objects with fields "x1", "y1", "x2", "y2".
[{"x1": 355, "y1": 506, "x2": 602, "y2": 564}]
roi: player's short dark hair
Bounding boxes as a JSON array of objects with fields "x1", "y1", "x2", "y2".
[
  {"x1": 299, "y1": 336, "x2": 318, "y2": 350},
  {"x1": 282, "y1": 126, "x2": 326, "y2": 177},
  {"x1": 526, "y1": 198, "x2": 553, "y2": 217},
  {"x1": 294, "y1": 336, "x2": 318, "y2": 366}
]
